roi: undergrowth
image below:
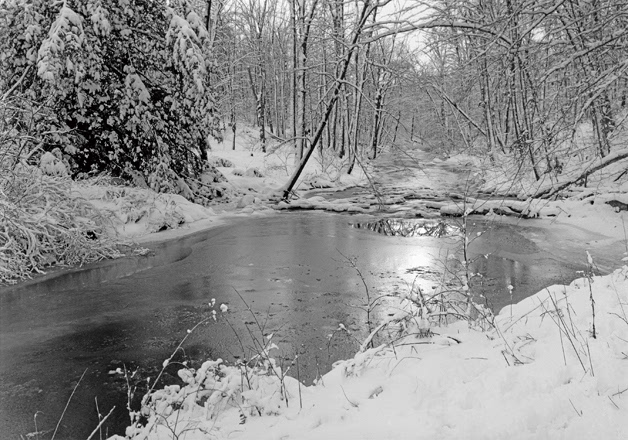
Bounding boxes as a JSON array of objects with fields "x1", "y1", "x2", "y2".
[
  {"x1": 0, "y1": 163, "x2": 122, "y2": 284},
  {"x1": 116, "y1": 298, "x2": 301, "y2": 439}
]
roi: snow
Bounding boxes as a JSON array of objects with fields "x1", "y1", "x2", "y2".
[
  {"x1": 109, "y1": 265, "x2": 628, "y2": 440},
  {"x1": 207, "y1": 124, "x2": 367, "y2": 197},
  {"x1": 37, "y1": 5, "x2": 85, "y2": 82},
  {"x1": 438, "y1": 146, "x2": 628, "y2": 246},
  {"x1": 73, "y1": 182, "x2": 219, "y2": 241}
]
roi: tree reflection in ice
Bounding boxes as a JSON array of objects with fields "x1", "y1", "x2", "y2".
[{"x1": 351, "y1": 219, "x2": 460, "y2": 237}]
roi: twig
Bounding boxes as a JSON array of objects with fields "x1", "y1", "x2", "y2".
[
  {"x1": 337, "y1": 249, "x2": 375, "y2": 342},
  {"x1": 33, "y1": 411, "x2": 43, "y2": 440},
  {"x1": 2, "y1": 65, "x2": 31, "y2": 101},
  {"x1": 586, "y1": 253, "x2": 596, "y2": 339},
  {"x1": 339, "y1": 385, "x2": 359, "y2": 408},
  {"x1": 232, "y1": 288, "x2": 289, "y2": 404},
  {"x1": 613, "y1": 386, "x2": 628, "y2": 397},
  {"x1": 51, "y1": 368, "x2": 88, "y2": 440},
  {"x1": 608, "y1": 396, "x2": 620, "y2": 410},
  {"x1": 86, "y1": 406, "x2": 115, "y2": 440},
  {"x1": 501, "y1": 350, "x2": 511, "y2": 366},
  {"x1": 296, "y1": 355, "x2": 303, "y2": 410},
  {"x1": 360, "y1": 321, "x2": 388, "y2": 353},
  {"x1": 143, "y1": 316, "x2": 213, "y2": 401},
  {"x1": 568, "y1": 399, "x2": 582, "y2": 417},
  {"x1": 544, "y1": 292, "x2": 587, "y2": 373},
  {"x1": 586, "y1": 341, "x2": 594, "y2": 377},
  {"x1": 388, "y1": 356, "x2": 422, "y2": 376}
]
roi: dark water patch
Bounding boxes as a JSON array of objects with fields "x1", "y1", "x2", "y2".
[
  {"x1": 351, "y1": 218, "x2": 460, "y2": 237},
  {"x1": 405, "y1": 266, "x2": 442, "y2": 277}
]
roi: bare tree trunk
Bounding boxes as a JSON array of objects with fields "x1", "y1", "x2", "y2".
[
  {"x1": 294, "y1": 0, "x2": 319, "y2": 160},
  {"x1": 330, "y1": 0, "x2": 345, "y2": 158},
  {"x1": 290, "y1": 0, "x2": 298, "y2": 158},
  {"x1": 259, "y1": 73, "x2": 267, "y2": 152},
  {"x1": 282, "y1": 0, "x2": 375, "y2": 198},
  {"x1": 479, "y1": 55, "x2": 498, "y2": 161},
  {"x1": 247, "y1": 67, "x2": 266, "y2": 152},
  {"x1": 347, "y1": 9, "x2": 375, "y2": 175},
  {"x1": 392, "y1": 110, "x2": 400, "y2": 145},
  {"x1": 247, "y1": 67, "x2": 259, "y2": 126},
  {"x1": 370, "y1": 85, "x2": 383, "y2": 158},
  {"x1": 231, "y1": 119, "x2": 237, "y2": 150}
]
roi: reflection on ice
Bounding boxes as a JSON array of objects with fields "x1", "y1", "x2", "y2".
[{"x1": 351, "y1": 218, "x2": 460, "y2": 237}]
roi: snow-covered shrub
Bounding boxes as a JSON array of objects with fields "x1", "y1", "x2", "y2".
[
  {"x1": 39, "y1": 148, "x2": 68, "y2": 176},
  {"x1": 0, "y1": 0, "x2": 222, "y2": 202},
  {"x1": 99, "y1": 186, "x2": 184, "y2": 231},
  {"x1": 0, "y1": 163, "x2": 121, "y2": 284},
  {"x1": 244, "y1": 167, "x2": 263, "y2": 178},
  {"x1": 126, "y1": 344, "x2": 300, "y2": 438},
  {"x1": 208, "y1": 157, "x2": 234, "y2": 168},
  {"x1": 307, "y1": 176, "x2": 334, "y2": 188}
]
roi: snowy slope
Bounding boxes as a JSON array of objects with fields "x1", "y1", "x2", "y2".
[{"x1": 110, "y1": 265, "x2": 628, "y2": 440}]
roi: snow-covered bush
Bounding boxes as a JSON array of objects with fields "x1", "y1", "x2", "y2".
[
  {"x1": 124, "y1": 357, "x2": 301, "y2": 438},
  {"x1": 244, "y1": 167, "x2": 263, "y2": 177},
  {"x1": 0, "y1": 162, "x2": 121, "y2": 284},
  {"x1": 208, "y1": 156, "x2": 234, "y2": 168},
  {"x1": 39, "y1": 148, "x2": 69, "y2": 176},
  {"x1": 0, "y1": 0, "x2": 222, "y2": 201},
  {"x1": 118, "y1": 311, "x2": 301, "y2": 440}
]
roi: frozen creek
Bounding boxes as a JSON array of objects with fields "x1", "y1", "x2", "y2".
[{"x1": 0, "y1": 149, "x2": 624, "y2": 439}]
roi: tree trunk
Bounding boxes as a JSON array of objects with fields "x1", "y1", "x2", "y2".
[
  {"x1": 231, "y1": 119, "x2": 237, "y2": 151},
  {"x1": 370, "y1": 85, "x2": 383, "y2": 158},
  {"x1": 392, "y1": 110, "x2": 400, "y2": 145},
  {"x1": 291, "y1": 0, "x2": 298, "y2": 158},
  {"x1": 283, "y1": 0, "x2": 374, "y2": 198},
  {"x1": 247, "y1": 67, "x2": 260, "y2": 126}
]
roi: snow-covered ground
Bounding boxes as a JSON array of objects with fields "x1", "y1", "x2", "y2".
[
  {"x1": 445, "y1": 147, "x2": 628, "y2": 242},
  {"x1": 436, "y1": 151, "x2": 628, "y2": 247}
]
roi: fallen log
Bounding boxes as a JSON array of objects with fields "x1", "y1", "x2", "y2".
[{"x1": 533, "y1": 148, "x2": 628, "y2": 199}]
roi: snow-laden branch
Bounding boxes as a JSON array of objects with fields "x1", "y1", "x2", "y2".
[
  {"x1": 361, "y1": 18, "x2": 513, "y2": 47},
  {"x1": 165, "y1": 7, "x2": 209, "y2": 94},
  {"x1": 37, "y1": 5, "x2": 85, "y2": 82}
]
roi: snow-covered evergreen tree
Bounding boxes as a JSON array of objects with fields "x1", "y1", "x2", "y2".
[{"x1": 0, "y1": 0, "x2": 223, "y2": 201}]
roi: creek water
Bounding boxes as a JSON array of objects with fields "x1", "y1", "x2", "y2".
[{"x1": 0, "y1": 150, "x2": 623, "y2": 439}]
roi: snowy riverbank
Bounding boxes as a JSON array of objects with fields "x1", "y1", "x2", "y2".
[
  {"x1": 110, "y1": 262, "x2": 628, "y2": 440},
  {"x1": 75, "y1": 125, "x2": 368, "y2": 245},
  {"x1": 83, "y1": 133, "x2": 628, "y2": 252}
]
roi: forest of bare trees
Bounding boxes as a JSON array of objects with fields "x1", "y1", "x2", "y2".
[
  {"x1": 203, "y1": 0, "x2": 419, "y2": 169},
  {"x1": 199, "y1": 0, "x2": 628, "y2": 188}
]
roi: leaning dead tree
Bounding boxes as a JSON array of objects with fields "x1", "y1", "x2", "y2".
[
  {"x1": 534, "y1": 148, "x2": 628, "y2": 199},
  {"x1": 282, "y1": 0, "x2": 378, "y2": 199}
]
